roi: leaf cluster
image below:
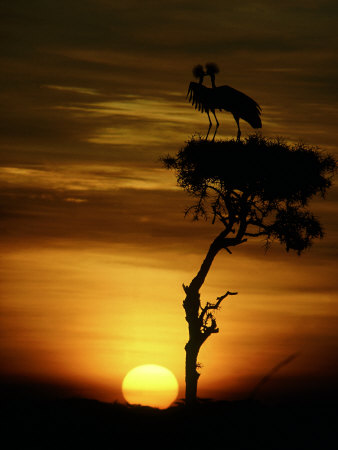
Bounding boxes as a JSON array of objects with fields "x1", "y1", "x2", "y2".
[{"x1": 162, "y1": 135, "x2": 336, "y2": 254}]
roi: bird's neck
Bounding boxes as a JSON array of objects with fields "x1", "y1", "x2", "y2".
[{"x1": 210, "y1": 75, "x2": 216, "y2": 88}]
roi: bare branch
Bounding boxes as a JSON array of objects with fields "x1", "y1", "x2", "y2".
[
  {"x1": 199, "y1": 291, "x2": 237, "y2": 323},
  {"x1": 201, "y1": 317, "x2": 219, "y2": 336},
  {"x1": 211, "y1": 193, "x2": 221, "y2": 224},
  {"x1": 199, "y1": 290, "x2": 238, "y2": 341},
  {"x1": 222, "y1": 237, "x2": 247, "y2": 248},
  {"x1": 244, "y1": 231, "x2": 267, "y2": 237},
  {"x1": 207, "y1": 184, "x2": 224, "y2": 198}
]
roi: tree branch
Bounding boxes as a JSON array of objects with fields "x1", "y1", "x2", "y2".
[
  {"x1": 189, "y1": 229, "x2": 228, "y2": 292},
  {"x1": 222, "y1": 237, "x2": 247, "y2": 250},
  {"x1": 199, "y1": 291, "x2": 237, "y2": 323},
  {"x1": 244, "y1": 231, "x2": 267, "y2": 237}
]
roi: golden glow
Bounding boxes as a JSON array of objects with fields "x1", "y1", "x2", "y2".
[
  {"x1": 0, "y1": 165, "x2": 177, "y2": 192},
  {"x1": 122, "y1": 364, "x2": 179, "y2": 409},
  {"x1": 1, "y1": 28, "x2": 337, "y2": 405},
  {"x1": 1, "y1": 241, "x2": 337, "y2": 402}
]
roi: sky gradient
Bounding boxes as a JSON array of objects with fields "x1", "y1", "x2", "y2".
[{"x1": 1, "y1": 1, "x2": 337, "y2": 404}]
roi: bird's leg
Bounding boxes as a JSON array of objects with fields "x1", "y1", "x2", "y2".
[
  {"x1": 234, "y1": 116, "x2": 241, "y2": 141},
  {"x1": 206, "y1": 111, "x2": 212, "y2": 140},
  {"x1": 211, "y1": 111, "x2": 219, "y2": 141}
]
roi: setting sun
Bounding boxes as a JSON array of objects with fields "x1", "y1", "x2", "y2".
[{"x1": 122, "y1": 364, "x2": 179, "y2": 409}]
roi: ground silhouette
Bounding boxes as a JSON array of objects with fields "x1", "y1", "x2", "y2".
[
  {"x1": 162, "y1": 135, "x2": 336, "y2": 405},
  {"x1": 1, "y1": 392, "x2": 337, "y2": 449}
]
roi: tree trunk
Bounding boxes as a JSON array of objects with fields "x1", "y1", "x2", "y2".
[
  {"x1": 185, "y1": 341, "x2": 201, "y2": 406},
  {"x1": 182, "y1": 235, "x2": 223, "y2": 406},
  {"x1": 183, "y1": 229, "x2": 243, "y2": 405},
  {"x1": 183, "y1": 235, "x2": 223, "y2": 405}
]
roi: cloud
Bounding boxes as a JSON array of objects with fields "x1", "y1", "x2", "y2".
[
  {"x1": 0, "y1": 164, "x2": 178, "y2": 192},
  {"x1": 64, "y1": 197, "x2": 88, "y2": 203},
  {"x1": 43, "y1": 85, "x2": 102, "y2": 96},
  {"x1": 1, "y1": 0, "x2": 338, "y2": 168}
]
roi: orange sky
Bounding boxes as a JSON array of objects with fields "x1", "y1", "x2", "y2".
[{"x1": 1, "y1": 1, "x2": 337, "y2": 404}]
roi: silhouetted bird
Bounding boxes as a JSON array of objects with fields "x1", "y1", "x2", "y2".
[
  {"x1": 187, "y1": 63, "x2": 262, "y2": 141},
  {"x1": 187, "y1": 65, "x2": 218, "y2": 140}
]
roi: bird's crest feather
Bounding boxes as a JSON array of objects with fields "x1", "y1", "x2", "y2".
[
  {"x1": 192, "y1": 64, "x2": 205, "y2": 79},
  {"x1": 205, "y1": 62, "x2": 219, "y2": 75}
]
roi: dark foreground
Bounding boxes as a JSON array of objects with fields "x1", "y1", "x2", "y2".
[{"x1": 1, "y1": 395, "x2": 337, "y2": 449}]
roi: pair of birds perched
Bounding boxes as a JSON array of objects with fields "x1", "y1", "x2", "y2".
[{"x1": 187, "y1": 63, "x2": 262, "y2": 141}]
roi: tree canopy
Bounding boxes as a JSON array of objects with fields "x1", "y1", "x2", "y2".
[{"x1": 162, "y1": 135, "x2": 336, "y2": 254}]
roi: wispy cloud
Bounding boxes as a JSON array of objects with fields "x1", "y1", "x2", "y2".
[
  {"x1": 0, "y1": 164, "x2": 178, "y2": 192},
  {"x1": 43, "y1": 85, "x2": 102, "y2": 96}
]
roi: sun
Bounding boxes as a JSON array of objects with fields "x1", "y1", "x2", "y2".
[{"x1": 122, "y1": 364, "x2": 179, "y2": 409}]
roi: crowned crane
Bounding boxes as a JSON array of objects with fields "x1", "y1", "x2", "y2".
[
  {"x1": 187, "y1": 63, "x2": 262, "y2": 141},
  {"x1": 187, "y1": 64, "x2": 219, "y2": 140}
]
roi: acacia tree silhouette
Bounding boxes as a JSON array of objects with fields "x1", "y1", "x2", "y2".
[{"x1": 162, "y1": 135, "x2": 336, "y2": 406}]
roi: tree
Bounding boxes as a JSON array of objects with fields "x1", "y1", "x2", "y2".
[{"x1": 162, "y1": 135, "x2": 336, "y2": 406}]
